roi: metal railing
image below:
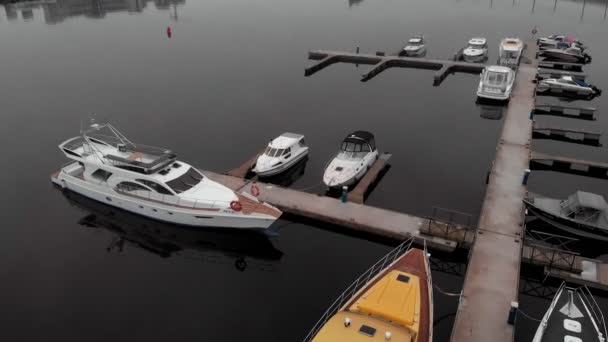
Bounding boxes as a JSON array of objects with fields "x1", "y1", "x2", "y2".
[
  {"x1": 301, "y1": 237, "x2": 416, "y2": 342},
  {"x1": 524, "y1": 242, "x2": 580, "y2": 272},
  {"x1": 60, "y1": 169, "x2": 271, "y2": 214},
  {"x1": 576, "y1": 285, "x2": 608, "y2": 340},
  {"x1": 424, "y1": 207, "x2": 475, "y2": 245}
]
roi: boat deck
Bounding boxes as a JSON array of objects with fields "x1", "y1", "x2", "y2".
[{"x1": 450, "y1": 42, "x2": 538, "y2": 342}]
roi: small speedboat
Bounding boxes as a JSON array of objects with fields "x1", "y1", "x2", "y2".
[
  {"x1": 499, "y1": 37, "x2": 524, "y2": 66},
  {"x1": 476, "y1": 65, "x2": 515, "y2": 101},
  {"x1": 462, "y1": 37, "x2": 488, "y2": 62},
  {"x1": 538, "y1": 34, "x2": 585, "y2": 51},
  {"x1": 537, "y1": 76, "x2": 602, "y2": 97},
  {"x1": 533, "y1": 282, "x2": 607, "y2": 342},
  {"x1": 253, "y1": 132, "x2": 309, "y2": 177},
  {"x1": 303, "y1": 238, "x2": 433, "y2": 342},
  {"x1": 540, "y1": 46, "x2": 591, "y2": 64},
  {"x1": 524, "y1": 191, "x2": 608, "y2": 241},
  {"x1": 401, "y1": 35, "x2": 426, "y2": 57},
  {"x1": 323, "y1": 131, "x2": 378, "y2": 189}
]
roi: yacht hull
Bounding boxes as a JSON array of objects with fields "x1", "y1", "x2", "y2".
[
  {"x1": 52, "y1": 172, "x2": 279, "y2": 230},
  {"x1": 254, "y1": 150, "x2": 308, "y2": 177}
]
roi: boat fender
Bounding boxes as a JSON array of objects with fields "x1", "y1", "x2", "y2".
[
  {"x1": 230, "y1": 200, "x2": 242, "y2": 212},
  {"x1": 385, "y1": 331, "x2": 392, "y2": 340},
  {"x1": 61, "y1": 179, "x2": 67, "y2": 189},
  {"x1": 344, "y1": 317, "x2": 351, "y2": 327},
  {"x1": 250, "y1": 183, "x2": 260, "y2": 197}
]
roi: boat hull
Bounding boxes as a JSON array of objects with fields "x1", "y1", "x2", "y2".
[
  {"x1": 540, "y1": 51, "x2": 586, "y2": 64},
  {"x1": 254, "y1": 150, "x2": 308, "y2": 177},
  {"x1": 524, "y1": 200, "x2": 608, "y2": 241},
  {"x1": 463, "y1": 53, "x2": 486, "y2": 63},
  {"x1": 52, "y1": 172, "x2": 279, "y2": 230}
]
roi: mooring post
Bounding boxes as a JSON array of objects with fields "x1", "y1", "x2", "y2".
[
  {"x1": 507, "y1": 301, "x2": 519, "y2": 325},
  {"x1": 529, "y1": 110, "x2": 534, "y2": 120},
  {"x1": 522, "y1": 169, "x2": 531, "y2": 185},
  {"x1": 356, "y1": 45, "x2": 360, "y2": 54},
  {"x1": 341, "y1": 186, "x2": 348, "y2": 203}
]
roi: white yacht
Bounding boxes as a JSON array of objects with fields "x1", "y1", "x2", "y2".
[
  {"x1": 499, "y1": 37, "x2": 524, "y2": 67},
  {"x1": 51, "y1": 122, "x2": 282, "y2": 230},
  {"x1": 476, "y1": 65, "x2": 516, "y2": 101},
  {"x1": 323, "y1": 131, "x2": 378, "y2": 189},
  {"x1": 401, "y1": 35, "x2": 426, "y2": 57},
  {"x1": 253, "y1": 133, "x2": 309, "y2": 177},
  {"x1": 463, "y1": 37, "x2": 488, "y2": 62}
]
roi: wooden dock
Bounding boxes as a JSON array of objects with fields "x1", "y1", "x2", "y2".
[
  {"x1": 450, "y1": 43, "x2": 538, "y2": 342},
  {"x1": 305, "y1": 50, "x2": 485, "y2": 85},
  {"x1": 347, "y1": 153, "x2": 391, "y2": 204},
  {"x1": 530, "y1": 151, "x2": 608, "y2": 178},
  {"x1": 532, "y1": 123, "x2": 602, "y2": 146},
  {"x1": 538, "y1": 60, "x2": 584, "y2": 71},
  {"x1": 227, "y1": 149, "x2": 263, "y2": 178},
  {"x1": 533, "y1": 102, "x2": 597, "y2": 120},
  {"x1": 202, "y1": 170, "x2": 470, "y2": 252}
]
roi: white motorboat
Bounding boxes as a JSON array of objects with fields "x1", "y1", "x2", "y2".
[
  {"x1": 323, "y1": 131, "x2": 378, "y2": 189},
  {"x1": 538, "y1": 34, "x2": 585, "y2": 51},
  {"x1": 401, "y1": 35, "x2": 426, "y2": 57},
  {"x1": 476, "y1": 65, "x2": 516, "y2": 101},
  {"x1": 498, "y1": 37, "x2": 524, "y2": 67},
  {"x1": 533, "y1": 282, "x2": 607, "y2": 342},
  {"x1": 540, "y1": 46, "x2": 591, "y2": 64},
  {"x1": 51, "y1": 121, "x2": 282, "y2": 230},
  {"x1": 462, "y1": 37, "x2": 488, "y2": 63},
  {"x1": 253, "y1": 132, "x2": 309, "y2": 177},
  {"x1": 537, "y1": 76, "x2": 602, "y2": 97}
]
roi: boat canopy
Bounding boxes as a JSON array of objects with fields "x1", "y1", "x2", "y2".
[
  {"x1": 343, "y1": 131, "x2": 376, "y2": 149},
  {"x1": 559, "y1": 191, "x2": 608, "y2": 226},
  {"x1": 564, "y1": 191, "x2": 608, "y2": 211}
]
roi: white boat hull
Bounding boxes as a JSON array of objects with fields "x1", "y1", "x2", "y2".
[
  {"x1": 52, "y1": 172, "x2": 277, "y2": 230},
  {"x1": 463, "y1": 53, "x2": 486, "y2": 63},
  {"x1": 254, "y1": 150, "x2": 308, "y2": 177}
]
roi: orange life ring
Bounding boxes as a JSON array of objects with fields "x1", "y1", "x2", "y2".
[
  {"x1": 251, "y1": 183, "x2": 260, "y2": 197},
  {"x1": 230, "y1": 200, "x2": 242, "y2": 212}
]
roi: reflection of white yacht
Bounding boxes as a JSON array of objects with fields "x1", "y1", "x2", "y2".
[
  {"x1": 51, "y1": 121, "x2": 281, "y2": 230},
  {"x1": 323, "y1": 131, "x2": 378, "y2": 189},
  {"x1": 253, "y1": 133, "x2": 309, "y2": 177}
]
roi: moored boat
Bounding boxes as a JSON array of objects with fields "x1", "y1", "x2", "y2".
[
  {"x1": 253, "y1": 132, "x2": 309, "y2": 177},
  {"x1": 540, "y1": 46, "x2": 591, "y2": 64},
  {"x1": 401, "y1": 35, "x2": 427, "y2": 57},
  {"x1": 51, "y1": 121, "x2": 282, "y2": 230},
  {"x1": 499, "y1": 37, "x2": 524, "y2": 67},
  {"x1": 476, "y1": 65, "x2": 516, "y2": 102},
  {"x1": 323, "y1": 131, "x2": 379, "y2": 189},
  {"x1": 533, "y1": 282, "x2": 607, "y2": 342},
  {"x1": 303, "y1": 238, "x2": 433, "y2": 342},
  {"x1": 524, "y1": 191, "x2": 608, "y2": 241},
  {"x1": 462, "y1": 37, "x2": 488, "y2": 63}
]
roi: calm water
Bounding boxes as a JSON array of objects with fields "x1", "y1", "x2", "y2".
[{"x1": 1, "y1": 0, "x2": 608, "y2": 340}]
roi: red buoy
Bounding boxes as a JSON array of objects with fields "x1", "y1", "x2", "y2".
[{"x1": 166, "y1": 26, "x2": 172, "y2": 38}]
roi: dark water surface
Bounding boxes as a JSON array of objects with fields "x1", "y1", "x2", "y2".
[{"x1": 1, "y1": 0, "x2": 608, "y2": 341}]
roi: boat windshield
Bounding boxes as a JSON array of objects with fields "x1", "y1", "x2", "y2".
[
  {"x1": 265, "y1": 147, "x2": 286, "y2": 157},
  {"x1": 166, "y1": 167, "x2": 203, "y2": 193},
  {"x1": 485, "y1": 71, "x2": 507, "y2": 86},
  {"x1": 468, "y1": 42, "x2": 485, "y2": 49},
  {"x1": 339, "y1": 142, "x2": 370, "y2": 159},
  {"x1": 408, "y1": 39, "x2": 422, "y2": 46}
]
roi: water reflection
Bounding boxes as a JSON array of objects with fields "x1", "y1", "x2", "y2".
[
  {"x1": 60, "y1": 189, "x2": 283, "y2": 272},
  {"x1": 2, "y1": 0, "x2": 184, "y2": 23},
  {"x1": 478, "y1": 104, "x2": 504, "y2": 120}
]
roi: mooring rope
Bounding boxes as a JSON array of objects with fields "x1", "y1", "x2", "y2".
[
  {"x1": 517, "y1": 308, "x2": 542, "y2": 322},
  {"x1": 433, "y1": 284, "x2": 462, "y2": 297}
]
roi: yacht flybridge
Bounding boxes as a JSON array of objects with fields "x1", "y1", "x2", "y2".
[{"x1": 51, "y1": 122, "x2": 281, "y2": 230}]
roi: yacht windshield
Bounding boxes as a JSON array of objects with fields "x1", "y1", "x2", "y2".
[
  {"x1": 166, "y1": 167, "x2": 203, "y2": 193},
  {"x1": 264, "y1": 147, "x2": 285, "y2": 157},
  {"x1": 408, "y1": 40, "x2": 422, "y2": 46},
  {"x1": 339, "y1": 141, "x2": 370, "y2": 159},
  {"x1": 485, "y1": 71, "x2": 507, "y2": 86},
  {"x1": 468, "y1": 43, "x2": 485, "y2": 49}
]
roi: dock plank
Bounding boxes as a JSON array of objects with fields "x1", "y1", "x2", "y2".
[{"x1": 348, "y1": 153, "x2": 391, "y2": 204}]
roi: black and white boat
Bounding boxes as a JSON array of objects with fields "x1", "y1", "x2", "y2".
[
  {"x1": 322, "y1": 131, "x2": 379, "y2": 189},
  {"x1": 533, "y1": 283, "x2": 607, "y2": 342},
  {"x1": 540, "y1": 46, "x2": 591, "y2": 64},
  {"x1": 524, "y1": 191, "x2": 608, "y2": 241}
]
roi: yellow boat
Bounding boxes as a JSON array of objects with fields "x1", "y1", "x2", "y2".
[{"x1": 304, "y1": 238, "x2": 433, "y2": 342}]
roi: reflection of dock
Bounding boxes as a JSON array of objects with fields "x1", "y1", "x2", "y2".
[{"x1": 305, "y1": 50, "x2": 485, "y2": 85}]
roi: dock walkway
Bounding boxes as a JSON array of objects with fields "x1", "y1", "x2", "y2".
[{"x1": 450, "y1": 43, "x2": 538, "y2": 342}]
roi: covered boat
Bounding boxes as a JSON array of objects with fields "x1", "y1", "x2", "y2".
[
  {"x1": 537, "y1": 75, "x2": 602, "y2": 97},
  {"x1": 476, "y1": 65, "x2": 515, "y2": 101},
  {"x1": 524, "y1": 191, "x2": 608, "y2": 241},
  {"x1": 322, "y1": 131, "x2": 379, "y2": 189},
  {"x1": 253, "y1": 132, "x2": 309, "y2": 177},
  {"x1": 540, "y1": 46, "x2": 591, "y2": 64},
  {"x1": 538, "y1": 34, "x2": 585, "y2": 51},
  {"x1": 533, "y1": 283, "x2": 607, "y2": 342},
  {"x1": 401, "y1": 35, "x2": 426, "y2": 57},
  {"x1": 303, "y1": 238, "x2": 433, "y2": 342},
  {"x1": 463, "y1": 37, "x2": 488, "y2": 63}
]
